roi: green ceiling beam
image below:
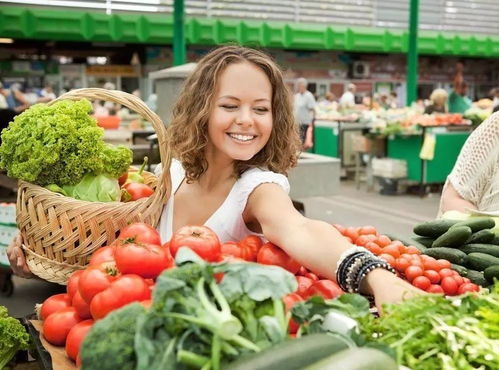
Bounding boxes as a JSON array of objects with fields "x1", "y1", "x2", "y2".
[{"x1": 1, "y1": 6, "x2": 499, "y2": 57}]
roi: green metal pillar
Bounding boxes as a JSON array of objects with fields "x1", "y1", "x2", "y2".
[
  {"x1": 406, "y1": 0, "x2": 419, "y2": 106},
  {"x1": 173, "y1": 0, "x2": 186, "y2": 66}
]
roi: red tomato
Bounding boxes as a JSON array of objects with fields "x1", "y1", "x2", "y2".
[
  {"x1": 365, "y1": 242, "x2": 382, "y2": 255},
  {"x1": 423, "y1": 257, "x2": 439, "y2": 271},
  {"x1": 355, "y1": 235, "x2": 370, "y2": 246},
  {"x1": 426, "y1": 284, "x2": 444, "y2": 294},
  {"x1": 122, "y1": 182, "x2": 154, "y2": 201},
  {"x1": 379, "y1": 253, "x2": 396, "y2": 266},
  {"x1": 118, "y1": 222, "x2": 161, "y2": 246},
  {"x1": 406, "y1": 246, "x2": 421, "y2": 255},
  {"x1": 304, "y1": 272, "x2": 319, "y2": 281},
  {"x1": 239, "y1": 235, "x2": 263, "y2": 260},
  {"x1": 76, "y1": 354, "x2": 82, "y2": 368},
  {"x1": 295, "y1": 276, "x2": 314, "y2": 298},
  {"x1": 43, "y1": 307, "x2": 82, "y2": 346},
  {"x1": 441, "y1": 276, "x2": 459, "y2": 296},
  {"x1": 344, "y1": 227, "x2": 359, "y2": 242},
  {"x1": 439, "y1": 268, "x2": 454, "y2": 279},
  {"x1": 423, "y1": 270, "x2": 440, "y2": 284},
  {"x1": 40, "y1": 294, "x2": 71, "y2": 321},
  {"x1": 458, "y1": 283, "x2": 479, "y2": 294},
  {"x1": 282, "y1": 293, "x2": 303, "y2": 334},
  {"x1": 90, "y1": 274, "x2": 151, "y2": 320},
  {"x1": 169, "y1": 225, "x2": 222, "y2": 262},
  {"x1": 436, "y1": 259, "x2": 452, "y2": 270},
  {"x1": 67, "y1": 270, "x2": 84, "y2": 301},
  {"x1": 78, "y1": 262, "x2": 118, "y2": 304},
  {"x1": 118, "y1": 172, "x2": 128, "y2": 186},
  {"x1": 412, "y1": 276, "x2": 431, "y2": 291},
  {"x1": 72, "y1": 291, "x2": 92, "y2": 320},
  {"x1": 405, "y1": 265, "x2": 424, "y2": 282},
  {"x1": 65, "y1": 320, "x2": 93, "y2": 361},
  {"x1": 382, "y1": 245, "x2": 401, "y2": 259},
  {"x1": 115, "y1": 242, "x2": 174, "y2": 279},
  {"x1": 395, "y1": 258, "x2": 411, "y2": 273},
  {"x1": 257, "y1": 243, "x2": 301, "y2": 274},
  {"x1": 221, "y1": 241, "x2": 243, "y2": 259},
  {"x1": 376, "y1": 235, "x2": 391, "y2": 248},
  {"x1": 452, "y1": 275, "x2": 464, "y2": 286},
  {"x1": 296, "y1": 266, "x2": 309, "y2": 276},
  {"x1": 359, "y1": 225, "x2": 377, "y2": 235},
  {"x1": 306, "y1": 280, "x2": 343, "y2": 300},
  {"x1": 89, "y1": 246, "x2": 116, "y2": 266},
  {"x1": 462, "y1": 277, "x2": 471, "y2": 284}
]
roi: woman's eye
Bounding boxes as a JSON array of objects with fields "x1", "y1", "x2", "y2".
[
  {"x1": 221, "y1": 105, "x2": 237, "y2": 110},
  {"x1": 254, "y1": 107, "x2": 269, "y2": 114}
]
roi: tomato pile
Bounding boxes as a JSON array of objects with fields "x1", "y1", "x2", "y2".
[{"x1": 332, "y1": 224, "x2": 480, "y2": 295}]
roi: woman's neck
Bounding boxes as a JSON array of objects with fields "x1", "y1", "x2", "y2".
[{"x1": 199, "y1": 146, "x2": 236, "y2": 191}]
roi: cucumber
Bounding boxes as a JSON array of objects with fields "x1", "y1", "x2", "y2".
[
  {"x1": 491, "y1": 235, "x2": 499, "y2": 246},
  {"x1": 226, "y1": 333, "x2": 349, "y2": 370},
  {"x1": 458, "y1": 244, "x2": 499, "y2": 258},
  {"x1": 451, "y1": 264, "x2": 468, "y2": 277},
  {"x1": 424, "y1": 248, "x2": 467, "y2": 265},
  {"x1": 413, "y1": 219, "x2": 460, "y2": 238},
  {"x1": 466, "y1": 229, "x2": 495, "y2": 244},
  {"x1": 484, "y1": 265, "x2": 499, "y2": 283},
  {"x1": 305, "y1": 348, "x2": 397, "y2": 370},
  {"x1": 466, "y1": 269, "x2": 488, "y2": 286},
  {"x1": 431, "y1": 226, "x2": 472, "y2": 248},
  {"x1": 464, "y1": 253, "x2": 499, "y2": 272},
  {"x1": 412, "y1": 236, "x2": 435, "y2": 248},
  {"x1": 450, "y1": 217, "x2": 495, "y2": 232}
]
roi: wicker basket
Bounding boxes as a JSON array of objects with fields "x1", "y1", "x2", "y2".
[{"x1": 16, "y1": 88, "x2": 172, "y2": 284}]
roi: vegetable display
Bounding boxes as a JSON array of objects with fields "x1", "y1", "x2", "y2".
[
  {"x1": 0, "y1": 99, "x2": 132, "y2": 186},
  {"x1": 0, "y1": 305, "x2": 30, "y2": 369}
]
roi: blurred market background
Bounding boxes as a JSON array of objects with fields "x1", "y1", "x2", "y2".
[{"x1": 1, "y1": 0, "x2": 499, "y2": 315}]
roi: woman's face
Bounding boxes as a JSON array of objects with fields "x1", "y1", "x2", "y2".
[{"x1": 207, "y1": 61, "x2": 273, "y2": 162}]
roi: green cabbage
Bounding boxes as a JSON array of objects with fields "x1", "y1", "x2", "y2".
[{"x1": 59, "y1": 173, "x2": 121, "y2": 202}]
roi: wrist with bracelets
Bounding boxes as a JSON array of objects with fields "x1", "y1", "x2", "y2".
[{"x1": 335, "y1": 246, "x2": 396, "y2": 295}]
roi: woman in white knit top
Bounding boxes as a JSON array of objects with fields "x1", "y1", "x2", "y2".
[{"x1": 439, "y1": 112, "x2": 499, "y2": 214}]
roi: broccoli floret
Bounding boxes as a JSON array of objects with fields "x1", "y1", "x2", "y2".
[
  {"x1": 0, "y1": 306, "x2": 30, "y2": 369},
  {"x1": 80, "y1": 303, "x2": 145, "y2": 370}
]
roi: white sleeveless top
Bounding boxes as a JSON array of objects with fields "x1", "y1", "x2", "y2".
[
  {"x1": 438, "y1": 111, "x2": 499, "y2": 214},
  {"x1": 155, "y1": 159, "x2": 290, "y2": 243}
]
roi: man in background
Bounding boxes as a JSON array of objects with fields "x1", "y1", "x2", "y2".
[
  {"x1": 339, "y1": 83, "x2": 356, "y2": 109},
  {"x1": 448, "y1": 62, "x2": 472, "y2": 114},
  {"x1": 294, "y1": 78, "x2": 316, "y2": 150}
]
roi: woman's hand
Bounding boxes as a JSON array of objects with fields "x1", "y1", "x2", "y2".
[
  {"x1": 362, "y1": 269, "x2": 424, "y2": 314},
  {"x1": 6, "y1": 234, "x2": 34, "y2": 278}
]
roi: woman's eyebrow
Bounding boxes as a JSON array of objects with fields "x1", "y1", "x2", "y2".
[{"x1": 217, "y1": 95, "x2": 270, "y2": 102}]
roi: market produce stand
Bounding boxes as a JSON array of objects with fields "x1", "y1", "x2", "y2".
[{"x1": 387, "y1": 125, "x2": 471, "y2": 194}]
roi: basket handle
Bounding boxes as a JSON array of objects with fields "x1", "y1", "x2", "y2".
[{"x1": 51, "y1": 88, "x2": 172, "y2": 200}]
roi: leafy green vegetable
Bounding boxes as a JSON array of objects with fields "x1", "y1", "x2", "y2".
[
  {"x1": 0, "y1": 99, "x2": 132, "y2": 186},
  {"x1": 359, "y1": 283, "x2": 499, "y2": 370},
  {"x1": 80, "y1": 302, "x2": 145, "y2": 370},
  {"x1": 60, "y1": 173, "x2": 121, "y2": 202},
  {"x1": 135, "y1": 248, "x2": 297, "y2": 370},
  {"x1": 0, "y1": 305, "x2": 30, "y2": 369}
]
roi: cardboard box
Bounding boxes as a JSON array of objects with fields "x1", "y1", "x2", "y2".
[{"x1": 351, "y1": 135, "x2": 385, "y2": 155}]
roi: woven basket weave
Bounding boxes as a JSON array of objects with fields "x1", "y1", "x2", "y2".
[{"x1": 16, "y1": 88, "x2": 172, "y2": 284}]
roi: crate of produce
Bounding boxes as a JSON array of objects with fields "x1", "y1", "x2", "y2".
[
  {"x1": 372, "y1": 157, "x2": 407, "y2": 179},
  {"x1": 9, "y1": 88, "x2": 172, "y2": 284}
]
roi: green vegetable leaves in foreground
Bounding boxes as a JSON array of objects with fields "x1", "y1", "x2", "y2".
[
  {"x1": 0, "y1": 305, "x2": 30, "y2": 369},
  {"x1": 0, "y1": 99, "x2": 132, "y2": 186}
]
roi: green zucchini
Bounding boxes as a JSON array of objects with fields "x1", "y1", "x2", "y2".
[
  {"x1": 226, "y1": 333, "x2": 350, "y2": 370},
  {"x1": 413, "y1": 219, "x2": 460, "y2": 238},
  {"x1": 431, "y1": 226, "x2": 472, "y2": 248},
  {"x1": 424, "y1": 248, "x2": 467, "y2": 265},
  {"x1": 412, "y1": 236, "x2": 435, "y2": 248},
  {"x1": 466, "y1": 269, "x2": 488, "y2": 286},
  {"x1": 484, "y1": 265, "x2": 499, "y2": 283},
  {"x1": 305, "y1": 348, "x2": 397, "y2": 370},
  {"x1": 450, "y1": 217, "x2": 495, "y2": 233},
  {"x1": 451, "y1": 264, "x2": 468, "y2": 277},
  {"x1": 458, "y1": 244, "x2": 499, "y2": 258},
  {"x1": 465, "y1": 229, "x2": 495, "y2": 244},
  {"x1": 464, "y1": 253, "x2": 499, "y2": 272}
]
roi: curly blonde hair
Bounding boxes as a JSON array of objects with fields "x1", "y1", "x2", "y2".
[{"x1": 165, "y1": 45, "x2": 301, "y2": 182}]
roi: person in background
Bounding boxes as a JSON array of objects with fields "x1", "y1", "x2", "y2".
[
  {"x1": 5, "y1": 83, "x2": 29, "y2": 113},
  {"x1": 448, "y1": 62, "x2": 472, "y2": 114},
  {"x1": 293, "y1": 77, "x2": 316, "y2": 150},
  {"x1": 339, "y1": 83, "x2": 356, "y2": 109},
  {"x1": 425, "y1": 88, "x2": 448, "y2": 114},
  {"x1": 389, "y1": 91, "x2": 399, "y2": 109},
  {"x1": 378, "y1": 94, "x2": 391, "y2": 110},
  {"x1": 0, "y1": 82, "x2": 8, "y2": 109},
  {"x1": 438, "y1": 111, "x2": 499, "y2": 215},
  {"x1": 38, "y1": 83, "x2": 57, "y2": 102},
  {"x1": 318, "y1": 92, "x2": 338, "y2": 110}
]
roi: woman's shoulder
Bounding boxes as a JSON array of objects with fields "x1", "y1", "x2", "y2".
[
  {"x1": 238, "y1": 167, "x2": 290, "y2": 194},
  {"x1": 153, "y1": 158, "x2": 184, "y2": 176}
]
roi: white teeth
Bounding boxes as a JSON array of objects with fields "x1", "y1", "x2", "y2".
[{"x1": 228, "y1": 133, "x2": 255, "y2": 142}]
